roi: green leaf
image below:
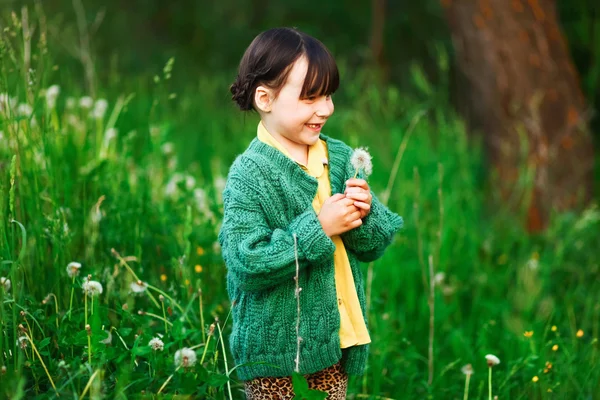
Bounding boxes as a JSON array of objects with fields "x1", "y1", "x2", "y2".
[
  {"x1": 37, "y1": 337, "x2": 51, "y2": 350},
  {"x1": 132, "y1": 346, "x2": 151, "y2": 356},
  {"x1": 292, "y1": 372, "x2": 309, "y2": 394},
  {"x1": 207, "y1": 372, "x2": 229, "y2": 388}
]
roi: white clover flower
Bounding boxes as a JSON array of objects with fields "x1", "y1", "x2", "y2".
[
  {"x1": 174, "y1": 348, "x2": 196, "y2": 367},
  {"x1": 350, "y1": 147, "x2": 373, "y2": 178},
  {"x1": 1, "y1": 277, "x2": 10, "y2": 292},
  {"x1": 82, "y1": 280, "x2": 103, "y2": 297},
  {"x1": 485, "y1": 354, "x2": 500, "y2": 367},
  {"x1": 99, "y1": 330, "x2": 112, "y2": 345},
  {"x1": 149, "y1": 337, "x2": 164, "y2": 351},
  {"x1": 45, "y1": 85, "x2": 60, "y2": 109},
  {"x1": 79, "y1": 96, "x2": 93, "y2": 109},
  {"x1": 17, "y1": 103, "x2": 33, "y2": 117},
  {"x1": 461, "y1": 364, "x2": 474, "y2": 375},
  {"x1": 91, "y1": 99, "x2": 108, "y2": 119},
  {"x1": 66, "y1": 262, "x2": 82, "y2": 278},
  {"x1": 130, "y1": 280, "x2": 147, "y2": 294},
  {"x1": 17, "y1": 336, "x2": 28, "y2": 349}
]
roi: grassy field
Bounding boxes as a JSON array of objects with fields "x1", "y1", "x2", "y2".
[{"x1": 1, "y1": 10, "x2": 600, "y2": 400}]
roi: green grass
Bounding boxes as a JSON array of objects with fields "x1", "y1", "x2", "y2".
[{"x1": 1, "y1": 7, "x2": 599, "y2": 400}]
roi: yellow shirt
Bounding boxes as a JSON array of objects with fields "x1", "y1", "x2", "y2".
[{"x1": 257, "y1": 122, "x2": 371, "y2": 348}]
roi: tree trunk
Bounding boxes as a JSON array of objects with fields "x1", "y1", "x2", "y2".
[{"x1": 441, "y1": 0, "x2": 594, "y2": 232}]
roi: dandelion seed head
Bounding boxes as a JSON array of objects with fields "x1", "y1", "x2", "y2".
[
  {"x1": 350, "y1": 147, "x2": 373, "y2": 177},
  {"x1": 485, "y1": 354, "x2": 500, "y2": 367},
  {"x1": 461, "y1": 364, "x2": 474, "y2": 375},
  {"x1": 91, "y1": 99, "x2": 108, "y2": 119},
  {"x1": 17, "y1": 103, "x2": 32, "y2": 116},
  {"x1": 45, "y1": 85, "x2": 60, "y2": 109},
  {"x1": 16, "y1": 336, "x2": 28, "y2": 349},
  {"x1": 79, "y1": 96, "x2": 93, "y2": 109},
  {"x1": 149, "y1": 337, "x2": 164, "y2": 351},
  {"x1": 100, "y1": 330, "x2": 112, "y2": 345},
  {"x1": 174, "y1": 348, "x2": 196, "y2": 367},
  {"x1": 1, "y1": 277, "x2": 11, "y2": 292},
  {"x1": 82, "y1": 280, "x2": 103, "y2": 297},
  {"x1": 66, "y1": 262, "x2": 82, "y2": 278},
  {"x1": 130, "y1": 280, "x2": 147, "y2": 294}
]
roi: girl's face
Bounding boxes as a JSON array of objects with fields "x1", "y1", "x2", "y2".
[{"x1": 257, "y1": 56, "x2": 335, "y2": 153}]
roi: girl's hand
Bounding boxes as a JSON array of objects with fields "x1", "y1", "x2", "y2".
[
  {"x1": 344, "y1": 178, "x2": 372, "y2": 219},
  {"x1": 318, "y1": 193, "x2": 362, "y2": 237}
]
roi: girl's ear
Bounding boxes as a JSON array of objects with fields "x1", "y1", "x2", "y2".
[{"x1": 254, "y1": 85, "x2": 273, "y2": 113}]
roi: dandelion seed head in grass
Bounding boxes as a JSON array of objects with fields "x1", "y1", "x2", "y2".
[
  {"x1": 1, "y1": 277, "x2": 11, "y2": 292},
  {"x1": 174, "y1": 348, "x2": 197, "y2": 367},
  {"x1": 130, "y1": 280, "x2": 147, "y2": 294},
  {"x1": 149, "y1": 338, "x2": 164, "y2": 351},
  {"x1": 17, "y1": 103, "x2": 32, "y2": 117},
  {"x1": 100, "y1": 330, "x2": 112, "y2": 345},
  {"x1": 1, "y1": 365, "x2": 6, "y2": 374},
  {"x1": 485, "y1": 354, "x2": 500, "y2": 367},
  {"x1": 45, "y1": 85, "x2": 60, "y2": 109},
  {"x1": 66, "y1": 262, "x2": 82, "y2": 278},
  {"x1": 461, "y1": 364, "x2": 474, "y2": 375},
  {"x1": 91, "y1": 99, "x2": 108, "y2": 119},
  {"x1": 350, "y1": 147, "x2": 373, "y2": 177},
  {"x1": 16, "y1": 336, "x2": 28, "y2": 349},
  {"x1": 82, "y1": 280, "x2": 103, "y2": 297},
  {"x1": 576, "y1": 329, "x2": 584, "y2": 337},
  {"x1": 79, "y1": 96, "x2": 93, "y2": 109}
]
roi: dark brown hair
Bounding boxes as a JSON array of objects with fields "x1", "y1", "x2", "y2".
[{"x1": 230, "y1": 27, "x2": 339, "y2": 111}]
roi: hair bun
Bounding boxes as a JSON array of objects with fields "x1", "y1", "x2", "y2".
[{"x1": 230, "y1": 75, "x2": 254, "y2": 111}]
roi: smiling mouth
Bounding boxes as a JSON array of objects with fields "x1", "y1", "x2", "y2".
[{"x1": 306, "y1": 123, "x2": 323, "y2": 129}]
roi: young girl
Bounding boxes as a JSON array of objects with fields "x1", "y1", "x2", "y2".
[{"x1": 219, "y1": 27, "x2": 403, "y2": 399}]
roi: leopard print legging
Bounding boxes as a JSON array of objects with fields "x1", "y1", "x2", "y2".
[{"x1": 244, "y1": 362, "x2": 348, "y2": 399}]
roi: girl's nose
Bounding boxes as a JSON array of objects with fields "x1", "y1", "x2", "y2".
[{"x1": 316, "y1": 97, "x2": 334, "y2": 118}]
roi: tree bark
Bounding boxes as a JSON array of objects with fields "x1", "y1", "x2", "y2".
[{"x1": 441, "y1": 0, "x2": 594, "y2": 232}]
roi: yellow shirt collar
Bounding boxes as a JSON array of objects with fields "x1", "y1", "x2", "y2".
[{"x1": 257, "y1": 121, "x2": 326, "y2": 178}]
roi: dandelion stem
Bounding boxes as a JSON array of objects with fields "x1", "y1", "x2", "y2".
[
  {"x1": 49, "y1": 293, "x2": 59, "y2": 329},
  {"x1": 353, "y1": 167, "x2": 359, "y2": 179},
  {"x1": 69, "y1": 276, "x2": 75, "y2": 321},
  {"x1": 488, "y1": 367, "x2": 492, "y2": 400},
  {"x1": 157, "y1": 365, "x2": 181, "y2": 394},
  {"x1": 161, "y1": 301, "x2": 168, "y2": 333},
  {"x1": 146, "y1": 284, "x2": 191, "y2": 324},
  {"x1": 91, "y1": 295, "x2": 94, "y2": 316},
  {"x1": 199, "y1": 290, "x2": 205, "y2": 344},
  {"x1": 143, "y1": 312, "x2": 174, "y2": 326},
  {"x1": 200, "y1": 334, "x2": 212, "y2": 365},
  {"x1": 217, "y1": 322, "x2": 233, "y2": 400},
  {"x1": 293, "y1": 233, "x2": 302, "y2": 373},
  {"x1": 111, "y1": 248, "x2": 160, "y2": 308},
  {"x1": 79, "y1": 369, "x2": 100, "y2": 400},
  {"x1": 427, "y1": 254, "x2": 435, "y2": 387},
  {"x1": 24, "y1": 332, "x2": 58, "y2": 395},
  {"x1": 463, "y1": 373, "x2": 470, "y2": 400}
]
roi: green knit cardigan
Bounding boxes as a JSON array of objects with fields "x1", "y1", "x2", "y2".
[{"x1": 218, "y1": 134, "x2": 403, "y2": 381}]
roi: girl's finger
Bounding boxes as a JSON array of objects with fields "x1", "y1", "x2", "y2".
[
  {"x1": 353, "y1": 201, "x2": 371, "y2": 211},
  {"x1": 346, "y1": 192, "x2": 370, "y2": 202},
  {"x1": 345, "y1": 178, "x2": 369, "y2": 190}
]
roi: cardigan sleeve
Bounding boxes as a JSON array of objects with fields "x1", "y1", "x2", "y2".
[
  {"x1": 218, "y1": 172, "x2": 336, "y2": 293},
  {"x1": 340, "y1": 191, "x2": 403, "y2": 262}
]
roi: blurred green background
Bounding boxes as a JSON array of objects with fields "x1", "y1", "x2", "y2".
[{"x1": 0, "y1": 0, "x2": 599, "y2": 399}]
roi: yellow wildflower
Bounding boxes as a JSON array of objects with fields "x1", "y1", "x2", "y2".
[
  {"x1": 551, "y1": 325, "x2": 557, "y2": 332},
  {"x1": 185, "y1": 279, "x2": 190, "y2": 286},
  {"x1": 195, "y1": 264, "x2": 203, "y2": 273},
  {"x1": 532, "y1": 376, "x2": 539, "y2": 383},
  {"x1": 196, "y1": 247, "x2": 205, "y2": 256},
  {"x1": 552, "y1": 344, "x2": 559, "y2": 351},
  {"x1": 160, "y1": 274, "x2": 167, "y2": 282},
  {"x1": 524, "y1": 331, "x2": 534, "y2": 338},
  {"x1": 576, "y1": 329, "x2": 584, "y2": 338}
]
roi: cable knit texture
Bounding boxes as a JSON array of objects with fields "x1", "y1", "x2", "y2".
[{"x1": 218, "y1": 134, "x2": 404, "y2": 381}]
